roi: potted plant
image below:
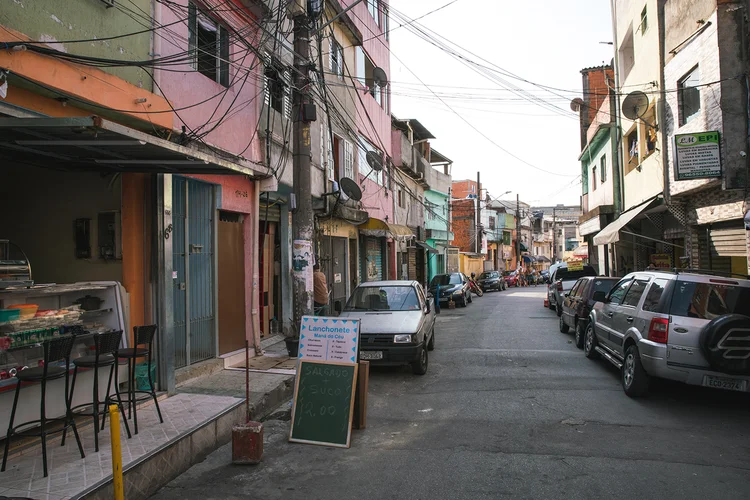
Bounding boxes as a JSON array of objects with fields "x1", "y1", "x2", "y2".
[{"x1": 284, "y1": 317, "x2": 300, "y2": 357}]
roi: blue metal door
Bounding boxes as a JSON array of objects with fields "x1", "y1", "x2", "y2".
[{"x1": 172, "y1": 177, "x2": 216, "y2": 368}]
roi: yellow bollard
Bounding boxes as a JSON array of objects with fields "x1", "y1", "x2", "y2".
[{"x1": 108, "y1": 404, "x2": 124, "y2": 500}]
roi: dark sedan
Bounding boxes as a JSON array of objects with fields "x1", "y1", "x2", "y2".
[
  {"x1": 477, "y1": 271, "x2": 505, "y2": 292},
  {"x1": 558, "y1": 276, "x2": 620, "y2": 348},
  {"x1": 428, "y1": 273, "x2": 472, "y2": 307}
]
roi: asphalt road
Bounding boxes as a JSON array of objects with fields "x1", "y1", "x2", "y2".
[{"x1": 152, "y1": 288, "x2": 750, "y2": 500}]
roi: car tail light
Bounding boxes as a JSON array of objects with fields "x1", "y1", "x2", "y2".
[
  {"x1": 556, "y1": 281, "x2": 563, "y2": 292},
  {"x1": 648, "y1": 317, "x2": 669, "y2": 344}
]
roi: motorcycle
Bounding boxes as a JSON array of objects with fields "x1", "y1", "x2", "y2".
[{"x1": 469, "y1": 273, "x2": 484, "y2": 297}]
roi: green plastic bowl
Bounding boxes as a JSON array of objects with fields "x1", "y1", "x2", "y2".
[{"x1": 0, "y1": 309, "x2": 21, "y2": 323}]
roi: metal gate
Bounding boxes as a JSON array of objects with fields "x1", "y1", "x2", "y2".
[
  {"x1": 320, "y1": 236, "x2": 348, "y2": 311},
  {"x1": 172, "y1": 177, "x2": 216, "y2": 368}
]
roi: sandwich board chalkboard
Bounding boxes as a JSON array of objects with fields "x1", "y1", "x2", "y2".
[{"x1": 289, "y1": 360, "x2": 358, "y2": 448}]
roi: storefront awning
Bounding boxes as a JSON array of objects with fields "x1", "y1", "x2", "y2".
[
  {"x1": 415, "y1": 240, "x2": 439, "y2": 254},
  {"x1": 572, "y1": 244, "x2": 589, "y2": 258},
  {"x1": 536, "y1": 255, "x2": 551, "y2": 263},
  {"x1": 0, "y1": 116, "x2": 264, "y2": 175},
  {"x1": 358, "y1": 218, "x2": 414, "y2": 240},
  {"x1": 520, "y1": 243, "x2": 529, "y2": 252},
  {"x1": 593, "y1": 197, "x2": 660, "y2": 246}
]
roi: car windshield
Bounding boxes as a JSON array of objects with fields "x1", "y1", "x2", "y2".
[
  {"x1": 669, "y1": 281, "x2": 750, "y2": 320},
  {"x1": 555, "y1": 266, "x2": 597, "y2": 282},
  {"x1": 480, "y1": 272, "x2": 497, "y2": 279},
  {"x1": 345, "y1": 286, "x2": 421, "y2": 312},
  {"x1": 430, "y1": 274, "x2": 461, "y2": 287}
]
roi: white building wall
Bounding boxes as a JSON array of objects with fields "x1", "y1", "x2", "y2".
[
  {"x1": 615, "y1": 0, "x2": 665, "y2": 210},
  {"x1": 663, "y1": 10, "x2": 722, "y2": 196},
  {"x1": 583, "y1": 138, "x2": 615, "y2": 209}
]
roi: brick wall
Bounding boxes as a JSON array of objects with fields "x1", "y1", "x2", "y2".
[
  {"x1": 451, "y1": 199, "x2": 476, "y2": 252},
  {"x1": 452, "y1": 179, "x2": 478, "y2": 199},
  {"x1": 580, "y1": 66, "x2": 614, "y2": 150}
]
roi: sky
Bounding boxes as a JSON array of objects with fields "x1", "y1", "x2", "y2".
[{"x1": 388, "y1": 0, "x2": 615, "y2": 206}]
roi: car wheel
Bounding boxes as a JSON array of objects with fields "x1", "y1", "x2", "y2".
[
  {"x1": 584, "y1": 324, "x2": 599, "y2": 359},
  {"x1": 412, "y1": 344, "x2": 428, "y2": 375},
  {"x1": 575, "y1": 322, "x2": 585, "y2": 349},
  {"x1": 622, "y1": 345, "x2": 650, "y2": 397},
  {"x1": 427, "y1": 327, "x2": 435, "y2": 351},
  {"x1": 559, "y1": 314, "x2": 569, "y2": 333},
  {"x1": 556, "y1": 303, "x2": 563, "y2": 317}
]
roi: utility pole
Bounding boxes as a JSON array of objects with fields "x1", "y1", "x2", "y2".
[
  {"x1": 476, "y1": 171, "x2": 482, "y2": 254},
  {"x1": 515, "y1": 193, "x2": 521, "y2": 270},
  {"x1": 291, "y1": 9, "x2": 314, "y2": 328},
  {"x1": 552, "y1": 207, "x2": 557, "y2": 263}
]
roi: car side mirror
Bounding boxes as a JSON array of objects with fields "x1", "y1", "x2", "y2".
[
  {"x1": 592, "y1": 291, "x2": 607, "y2": 303},
  {"x1": 334, "y1": 301, "x2": 343, "y2": 314}
]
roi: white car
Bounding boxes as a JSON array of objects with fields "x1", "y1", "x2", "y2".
[{"x1": 337, "y1": 280, "x2": 436, "y2": 375}]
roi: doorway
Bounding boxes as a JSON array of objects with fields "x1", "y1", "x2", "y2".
[
  {"x1": 320, "y1": 236, "x2": 348, "y2": 312},
  {"x1": 172, "y1": 177, "x2": 216, "y2": 368},
  {"x1": 217, "y1": 211, "x2": 246, "y2": 354}
]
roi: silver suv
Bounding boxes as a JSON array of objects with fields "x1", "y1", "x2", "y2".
[{"x1": 584, "y1": 270, "x2": 750, "y2": 397}]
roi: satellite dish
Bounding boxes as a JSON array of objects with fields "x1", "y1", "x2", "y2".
[
  {"x1": 372, "y1": 67, "x2": 388, "y2": 88},
  {"x1": 339, "y1": 177, "x2": 362, "y2": 201},
  {"x1": 622, "y1": 91, "x2": 650, "y2": 120},
  {"x1": 570, "y1": 98, "x2": 585, "y2": 112},
  {"x1": 366, "y1": 151, "x2": 383, "y2": 171}
]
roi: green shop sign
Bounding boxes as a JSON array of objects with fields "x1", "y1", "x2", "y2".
[{"x1": 674, "y1": 131, "x2": 721, "y2": 181}]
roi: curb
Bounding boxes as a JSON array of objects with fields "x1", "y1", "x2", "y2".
[{"x1": 78, "y1": 375, "x2": 295, "y2": 500}]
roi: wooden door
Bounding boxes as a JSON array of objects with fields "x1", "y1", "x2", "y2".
[{"x1": 218, "y1": 215, "x2": 246, "y2": 354}]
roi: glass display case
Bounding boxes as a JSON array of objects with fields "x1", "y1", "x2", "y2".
[{"x1": 0, "y1": 282, "x2": 127, "y2": 438}]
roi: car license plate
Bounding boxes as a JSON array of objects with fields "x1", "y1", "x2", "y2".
[
  {"x1": 702, "y1": 375, "x2": 748, "y2": 392},
  {"x1": 360, "y1": 351, "x2": 383, "y2": 360}
]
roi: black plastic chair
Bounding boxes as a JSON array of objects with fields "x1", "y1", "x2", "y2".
[
  {"x1": 64, "y1": 330, "x2": 129, "y2": 452},
  {"x1": 1, "y1": 336, "x2": 85, "y2": 478},
  {"x1": 109, "y1": 325, "x2": 162, "y2": 436}
]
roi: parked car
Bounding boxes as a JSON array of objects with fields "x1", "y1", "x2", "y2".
[
  {"x1": 428, "y1": 273, "x2": 472, "y2": 307},
  {"x1": 338, "y1": 280, "x2": 435, "y2": 374},
  {"x1": 504, "y1": 270, "x2": 520, "y2": 288},
  {"x1": 540, "y1": 270, "x2": 550, "y2": 284},
  {"x1": 478, "y1": 271, "x2": 505, "y2": 292},
  {"x1": 548, "y1": 264, "x2": 597, "y2": 315},
  {"x1": 583, "y1": 271, "x2": 750, "y2": 397},
  {"x1": 559, "y1": 276, "x2": 620, "y2": 347}
]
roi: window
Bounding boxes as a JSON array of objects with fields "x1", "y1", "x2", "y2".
[
  {"x1": 343, "y1": 140, "x2": 354, "y2": 178},
  {"x1": 189, "y1": 2, "x2": 230, "y2": 87},
  {"x1": 329, "y1": 38, "x2": 343, "y2": 79},
  {"x1": 592, "y1": 165, "x2": 597, "y2": 191},
  {"x1": 398, "y1": 188, "x2": 405, "y2": 208},
  {"x1": 619, "y1": 25, "x2": 635, "y2": 81},
  {"x1": 600, "y1": 155, "x2": 607, "y2": 183},
  {"x1": 489, "y1": 216, "x2": 496, "y2": 230},
  {"x1": 608, "y1": 278, "x2": 633, "y2": 305},
  {"x1": 622, "y1": 278, "x2": 650, "y2": 307},
  {"x1": 367, "y1": 0, "x2": 379, "y2": 25},
  {"x1": 345, "y1": 286, "x2": 420, "y2": 311},
  {"x1": 264, "y1": 63, "x2": 290, "y2": 116},
  {"x1": 383, "y1": 5, "x2": 390, "y2": 40},
  {"x1": 358, "y1": 135, "x2": 383, "y2": 185},
  {"x1": 355, "y1": 46, "x2": 387, "y2": 110},
  {"x1": 669, "y1": 281, "x2": 750, "y2": 320},
  {"x1": 320, "y1": 124, "x2": 334, "y2": 181},
  {"x1": 626, "y1": 129, "x2": 639, "y2": 171},
  {"x1": 639, "y1": 5, "x2": 648, "y2": 35},
  {"x1": 570, "y1": 280, "x2": 583, "y2": 298},
  {"x1": 642, "y1": 278, "x2": 668, "y2": 312},
  {"x1": 678, "y1": 66, "x2": 700, "y2": 126}
]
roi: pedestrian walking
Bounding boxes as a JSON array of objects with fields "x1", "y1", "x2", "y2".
[{"x1": 313, "y1": 264, "x2": 328, "y2": 316}]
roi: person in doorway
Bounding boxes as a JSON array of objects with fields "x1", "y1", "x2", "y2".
[{"x1": 313, "y1": 264, "x2": 329, "y2": 316}]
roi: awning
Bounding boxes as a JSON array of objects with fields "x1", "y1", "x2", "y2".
[
  {"x1": 415, "y1": 240, "x2": 439, "y2": 254},
  {"x1": 0, "y1": 116, "x2": 264, "y2": 175},
  {"x1": 522, "y1": 255, "x2": 532, "y2": 263},
  {"x1": 358, "y1": 218, "x2": 414, "y2": 240},
  {"x1": 593, "y1": 197, "x2": 660, "y2": 246},
  {"x1": 536, "y1": 255, "x2": 551, "y2": 263},
  {"x1": 520, "y1": 243, "x2": 529, "y2": 252},
  {"x1": 572, "y1": 244, "x2": 589, "y2": 258}
]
